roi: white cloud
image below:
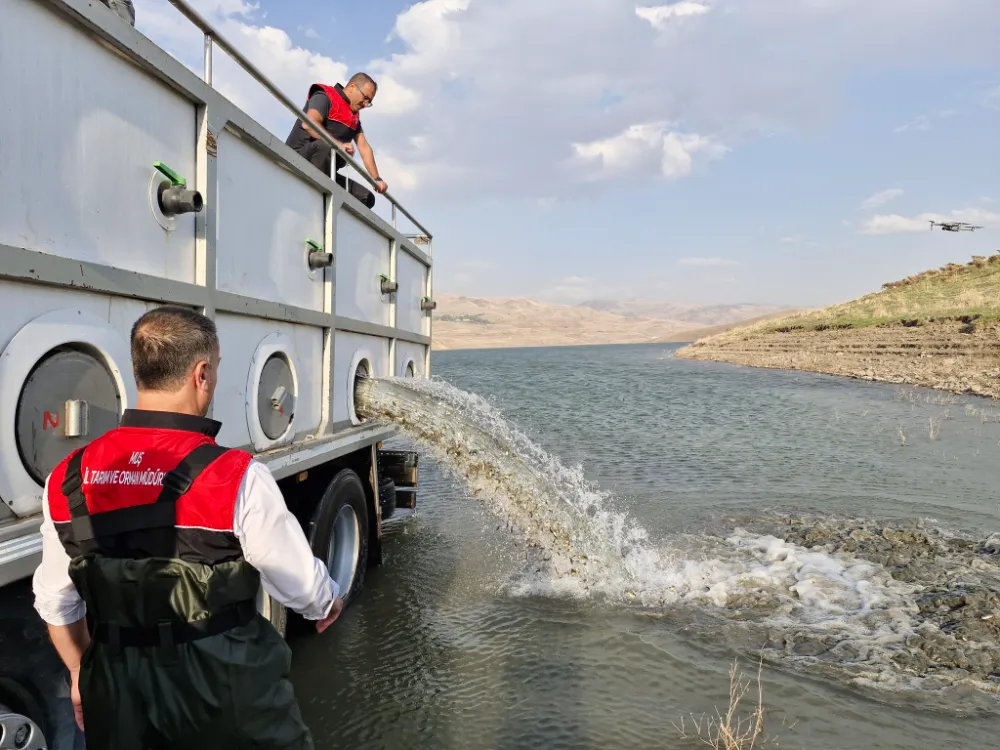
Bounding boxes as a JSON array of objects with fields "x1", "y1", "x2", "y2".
[
  {"x1": 137, "y1": 0, "x2": 1000, "y2": 200},
  {"x1": 860, "y1": 188, "x2": 904, "y2": 210},
  {"x1": 368, "y1": 76, "x2": 422, "y2": 116},
  {"x1": 216, "y1": 24, "x2": 420, "y2": 119},
  {"x1": 893, "y1": 108, "x2": 960, "y2": 134},
  {"x1": 860, "y1": 208, "x2": 1000, "y2": 235},
  {"x1": 983, "y1": 86, "x2": 1000, "y2": 110},
  {"x1": 381, "y1": 0, "x2": 471, "y2": 76},
  {"x1": 572, "y1": 122, "x2": 727, "y2": 180},
  {"x1": 780, "y1": 235, "x2": 805, "y2": 244},
  {"x1": 366, "y1": 0, "x2": 999, "y2": 195},
  {"x1": 894, "y1": 115, "x2": 932, "y2": 133},
  {"x1": 137, "y1": 1, "x2": 418, "y2": 119},
  {"x1": 860, "y1": 215, "x2": 930, "y2": 234},
  {"x1": 371, "y1": 154, "x2": 420, "y2": 191},
  {"x1": 678, "y1": 257, "x2": 741, "y2": 266},
  {"x1": 636, "y1": 3, "x2": 711, "y2": 31},
  {"x1": 439, "y1": 258, "x2": 498, "y2": 289},
  {"x1": 541, "y1": 275, "x2": 598, "y2": 303}
]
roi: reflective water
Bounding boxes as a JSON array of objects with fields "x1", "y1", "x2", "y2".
[{"x1": 292, "y1": 343, "x2": 1000, "y2": 749}]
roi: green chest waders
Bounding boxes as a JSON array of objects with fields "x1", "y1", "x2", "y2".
[{"x1": 60, "y1": 444, "x2": 315, "y2": 750}]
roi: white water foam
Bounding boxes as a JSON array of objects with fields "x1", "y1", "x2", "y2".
[{"x1": 356, "y1": 376, "x2": 1000, "y2": 701}]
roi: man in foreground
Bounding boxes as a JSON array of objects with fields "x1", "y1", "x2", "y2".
[
  {"x1": 32, "y1": 305, "x2": 343, "y2": 749},
  {"x1": 285, "y1": 72, "x2": 388, "y2": 208}
]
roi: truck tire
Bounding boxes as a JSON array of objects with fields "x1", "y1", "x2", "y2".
[
  {"x1": 308, "y1": 469, "x2": 369, "y2": 606},
  {"x1": 378, "y1": 476, "x2": 396, "y2": 521},
  {"x1": 0, "y1": 678, "x2": 50, "y2": 750},
  {"x1": 256, "y1": 587, "x2": 288, "y2": 638}
]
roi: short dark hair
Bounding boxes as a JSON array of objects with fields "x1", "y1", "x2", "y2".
[
  {"x1": 348, "y1": 72, "x2": 377, "y2": 94},
  {"x1": 130, "y1": 306, "x2": 219, "y2": 391}
]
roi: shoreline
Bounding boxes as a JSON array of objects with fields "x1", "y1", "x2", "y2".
[
  {"x1": 675, "y1": 319, "x2": 1000, "y2": 401},
  {"x1": 432, "y1": 339, "x2": 690, "y2": 353}
]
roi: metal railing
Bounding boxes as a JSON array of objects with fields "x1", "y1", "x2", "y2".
[{"x1": 166, "y1": 0, "x2": 432, "y2": 241}]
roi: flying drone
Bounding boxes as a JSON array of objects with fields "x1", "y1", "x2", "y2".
[{"x1": 929, "y1": 220, "x2": 983, "y2": 233}]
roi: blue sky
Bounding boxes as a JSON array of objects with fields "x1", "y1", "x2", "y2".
[{"x1": 140, "y1": 0, "x2": 1000, "y2": 308}]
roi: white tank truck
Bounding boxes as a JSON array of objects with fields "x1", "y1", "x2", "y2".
[{"x1": 0, "y1": 1, "x2": 436, "y2": 746}]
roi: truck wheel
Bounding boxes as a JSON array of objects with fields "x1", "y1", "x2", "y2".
[
  {"x1": 0, "y1": 678, "x2": 50, "y2": 750},
  {"x1": 378, "y1": 476, "x2": 396, "y2": 521},
  {"x1": 256, "y1": 587, "x2": 288, "y2": 638},
  {"x1": 308, "y1": 469, "x2": 369, "y2": 606}
]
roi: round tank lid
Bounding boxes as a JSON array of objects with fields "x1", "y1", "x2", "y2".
[
  {"x1": 257, "y1": 354, "x2": 295, "y2": 440},
  {"x1": 16, "y1": 348, "x2": 122, "y2": 485}
]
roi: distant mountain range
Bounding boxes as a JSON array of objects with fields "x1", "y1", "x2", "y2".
[
  {"x1": 432, "y1": 294, "x2": 799, "y2": 351},
  {"x1": 576, "y1": 299, "x2": 792, "y2": 327}
]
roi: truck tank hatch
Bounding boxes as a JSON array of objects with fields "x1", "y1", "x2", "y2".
[
  {"x1": 15, "y1": 348, "x2": 122, "y2": 485},
  {"x1": 257, "y1": 354, "x2": 295, "y2": 440}
]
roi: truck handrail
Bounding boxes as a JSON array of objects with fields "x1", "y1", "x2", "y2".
[{"x1": 166, "y1": 0, "x2": 432, "y2": 241}]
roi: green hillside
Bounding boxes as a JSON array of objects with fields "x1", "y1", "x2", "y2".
[{"x1": 735, "y1": 252, "x2": 1000, "y2": 337}]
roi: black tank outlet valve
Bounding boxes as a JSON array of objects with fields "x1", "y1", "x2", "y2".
[
  {"x1": 154, "y1": 161, "x2": 203, "y2": 216},
  {"x1": 306, "y1": 239, "x2": 333, "y2": 270},
  {"x1": 379, "y1": 274, "x2": 399, "y2": 295}
]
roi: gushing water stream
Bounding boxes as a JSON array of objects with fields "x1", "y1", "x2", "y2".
[{"x1": 355, "y1": 376, "x2": 1000, "y2": 708}]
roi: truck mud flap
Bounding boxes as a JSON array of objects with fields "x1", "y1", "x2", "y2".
[{"x1": 377, "y1": 449, "x2": 418, "y2": 509}]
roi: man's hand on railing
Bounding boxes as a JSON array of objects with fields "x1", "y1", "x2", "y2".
[
  {"x1": 335, "y1": 140, "x2": 355, "y2": 156},
  {"x1": 374, "y1": 178, "x2": 388, "y2": 194}
]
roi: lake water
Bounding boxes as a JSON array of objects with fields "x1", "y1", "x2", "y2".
[{"x1": 291, "y1": 343, "x2": 1000, "y2": 749}]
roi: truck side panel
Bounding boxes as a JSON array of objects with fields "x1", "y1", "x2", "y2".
[
  {"x1": 0, "y1": 283, "x2": 150, "y2": 518},
  {"x1": 396, "y1": 252, "x2": 430, "y2": 337},
  {"x1": 335, "y1": 213, "x2": 393, "y2": 327},
  {"x1": 213, "y1": 313, "x2": 325, "y2": 451},
  {"x1": 395, "y1": 341, "x2": 429, "y2": 378},
  {"x1": 0, "y1": 0, "x2": 197, "y2": 283},
  {"x1": 216, "y1": 132, "x2": 326, "y2": 313}
]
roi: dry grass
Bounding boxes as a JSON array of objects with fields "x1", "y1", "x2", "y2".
[
  {"x1": 673, "y1": 659, "x2": 793, "y2": 749},
  {"x1": 693, "y1": 252, "x2": 1000, "y2": 344},
  {"x1": 962, "y1": 403, "x2": 1000, "y2": 423},
  {"x1": 928, "y1": 417, "x2": 941, "y2": 441},
  {"x1": 893, "y1": 388, "x2": 961, "y2": 406}
]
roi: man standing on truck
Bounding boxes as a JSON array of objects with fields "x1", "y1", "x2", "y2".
[
  {"x1": 285, "y1": 72, "x2": 388, "y2": 209},
  {"x1": 31, "y1": 305, "x2": 342, "y2": 749}
]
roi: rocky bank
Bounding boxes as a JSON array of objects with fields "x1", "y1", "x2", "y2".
[{"x1": 676, "y1": 318, "x2": 1000, "y2": 401}]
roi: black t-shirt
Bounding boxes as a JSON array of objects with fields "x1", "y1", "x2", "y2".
[{"x1": 285, "y1": 84, "x2": 362, "y2": 152}]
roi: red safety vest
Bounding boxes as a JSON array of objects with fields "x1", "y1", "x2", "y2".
[
  {"x1": 308, "y1": 83, "x2": 360, "y2": 133},
  {"x1": 46, "y1": 410, "x2": 253, "y2": 564}
]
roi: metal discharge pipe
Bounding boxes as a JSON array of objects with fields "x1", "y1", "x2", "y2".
[{"x1": 159, "y1": 185, "x2": 204, "y2": 215}]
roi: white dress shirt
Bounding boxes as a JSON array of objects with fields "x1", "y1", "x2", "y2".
[{"x1": 32, "y1": 460, "x2": 339, "y2": 626}]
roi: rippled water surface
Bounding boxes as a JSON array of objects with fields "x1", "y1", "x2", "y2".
[{"x1": 291, "y1": 343, "x2": 1000, "y2": 749}]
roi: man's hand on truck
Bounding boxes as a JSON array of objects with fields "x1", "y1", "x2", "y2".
[{"x1": 315, "y1": 596, "x2": 344, "y2": 633}]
